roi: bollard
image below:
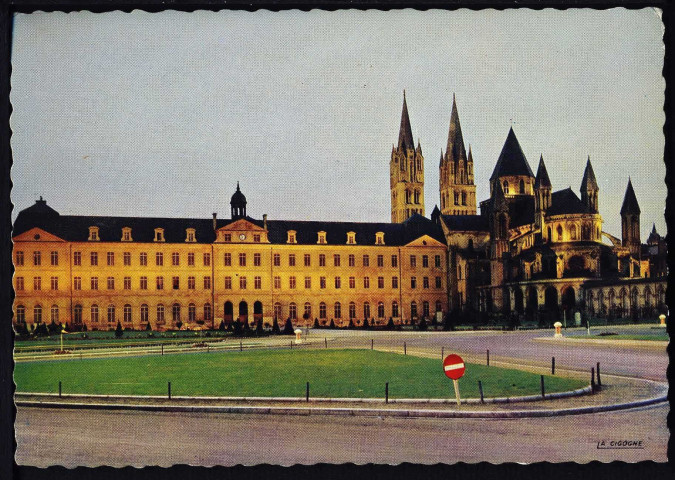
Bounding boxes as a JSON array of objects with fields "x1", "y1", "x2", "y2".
[
  {"x1": 306, "y1": 382, "x2": 310, "y2": 402},
  {"x1": 478, "y1": 380, "x2": 484, "y2": 403},
  {"x1": 596, "y1": 362, "x2": 602, "y2": 387},
  {"x1": 404, "y1": 342, "x2": 407, "y2": 355},
  {"x1": 591, "y1": 367, "x2": 596, "y2": 393},
  {"x1": 207, "y1": 345, "x2": 210, "y2": 353},
  {"x1": 371, "y1": 339, "x2": 374, "y2": 350},
  {"x1": 290, "y1": 341, "x2": 293, "y2": 349},
  {"x1": 441, "y1": 346, "x2": 444, "y2": 360},
  {"x1": 161, "y1": 344, "x2": 164, "y2": 356},
  {"x1": 487, "y1": 349, "x2": 490, "y2": 366},
  {"x1": 240, "y1": 340, "x2": 243, "y2": 352},
  {"x1": 552, "y1": 357, "x2": 556, "y2": 375},
  {"x1": 168, "y1": 381, "x2": 171, "y2": 399},
  {"x1": 540, "y1": 375, "x2": 545, "y2": 398},
  {"x1": 325, "y1": 337, "x2": 327, "y2": 349},
  {"x1": 385, "y1": 382, "x2": 389, "y2": 404},
  {"x1": 58, "y1": 381, "x2": 62, "y2": 398}
]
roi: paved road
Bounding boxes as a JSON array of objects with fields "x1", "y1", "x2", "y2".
[{"x1": 15, "y1": 403, "x2": 668, "y2": 466}]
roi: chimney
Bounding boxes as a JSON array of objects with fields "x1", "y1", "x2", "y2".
[
  {"x1": 263, "y1": 214, "x2": 268, "y2": 230},
  {"x1": 212, "y1": 213, "x2": 217, "y2": 231}
]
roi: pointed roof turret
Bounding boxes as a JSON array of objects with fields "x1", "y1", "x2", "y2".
[
  {"x1": 397, "y1": 90, "x2": 415, "y2": 151},
  {"x1": 445, "y1": 94, "x2": 467, "y2": 165},
  {"x1": 493, "y1": 177, "x2": 508, "y2": 211},
  {"x1": 580, "y1": 156, "x2": 599, "y2": 191},
  {"x1": 439, "y1": 149, "x2": 444, "y2": 167},
  {"x1": 467, "y1": 145, "x2": 473, "y2": 163},
  {"x1": 620, "y1": 178, "x2": 640, "y2": 215},
  {"x1": 416, "y1": 139, "x2": 422, "y2": 154},
  {"x1": 534, "y1": 154, "x2": 552, "y2": 189},
  {"x1": 490, "y1": 127, "x2": 534, "y2": 181}
]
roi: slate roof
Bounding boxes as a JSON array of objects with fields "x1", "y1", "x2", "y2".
[
  {"x1": 490, "y1": 127, "x2": 534, "y2": 180},
  {"x1": 13, "y1": 201, "x2": 446, "y2": 246},
  {"x1": 534, "y1": 155, "x2": 551, "y2": 189},
  {"x1": 397, "y1": 92, "x2": 415, "y2": 151},
  {"x1": 620, "y1": 179, "x2": 641, "y2": 215},
  {"x1": 509, "y1": 196, "x2": 535, "y2": 228},
  {"x1": 441, "y1": 214, "x2": 489, "y2": 232},
  {"x1": 546, "y1": 188, "x2": 591, "y2": 216},
  {"x1": 580, "y1": 157, "x2": 598, "y2": 191}
]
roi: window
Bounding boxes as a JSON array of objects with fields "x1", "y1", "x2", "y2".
[
  {"x1": 73, "y1": 305, "x2": 82, "y2": 325},
  {"x1": 141, "y1": 304, "x2": 149, "y2": 324},
  {"x1": 376, "y1": 255, "x2": 384, "y2": 268},
  {"x1": 461, "y1": 192, "x2": 467, "y2": 205},
  {"x1": 349, "y1": 302, "x2": 356, "y2": 319},
  {"x1": 31, "y1": 251, "x2": 41, "y2": 266},
  {"x1": 223, "y1": 233, "x2": 232, "y2": 242},
  {"x1": 124, "y1": 252, "x2": 131, "y2": 266},
  {"x1": 423, "y1": 277, "x2": 430, "y2": 289},
  {"x1": 140, "y1": 276, "x2": 148, "y2": 290},
  {"x1": 423, "y1": 301, "x2": 430, "y2": 318},
  {"x1": 90, "y1": 252, "x2": 98, "y2": 266},
  {"x1": 124, "y1": 304, "x2": 132, "y2": 324},
  {"x1": 188, "y1": 304, "x2": 196, "y2": 323},
  {"x1": 172, "y1": 252, "x2": 180, "y2": 266},
  {"x1": 90, "y1": 305, "x2": 98, "y2": 324},
  {"x1": 391, "y1": 255, "x2": 398, "y2": 268},
  {"x1": 319, "y1": 254, "x2": 326, "y2": 267},
  {"x1": 273, "y1": 253, "x2": 281, "y2": 266},
  {"x1": 73, "y1": 251, "x2": 81, "y2": 266},
  {"x1": 454, "y1": 192, "x2": 459, "y2": 205},
  {"x1": 304, "y1": 302, "x2": 312, "y2": 318},
  {"x1": 223, "y1": 253, "x2": 232, "y2": 266},
  {"x1": 172, "y1": 304, "x2": 181, "y2": 323},
  {"x1": 88, "y1": 226, "x2": 99, "y2": 241},
  {"x1": 557, "y1": 225, "x2": 563, "y2": 241},
  {"x1": 122, "y1": 227, "x2": 132, "y2": 242},
  {"x1": 319, "y1": 302, "x2": 327, "y2": 319},
  {"x1": 32, "y1": 305, "x2": 42, "y2": 324},
  {"x1": 304, "y1": 254, "x2": 311, "y2": 267},
  {"x1": 435, "y1": 255, "x2": 441, "y2": 268},
  {"x1": 156, "y1": 252, "x2": 163, "y2": 266},
  {"x1": 320, "y1": 276, "x2": 326, "y2": 289},
  {"x1": 287, "y1": 231, "x2": 297, "y2": 244},
  {"x1": 107, "y1": 305, "x2": 116, "y2": 324},
  {"x1": 156, "y1": 276, "x2": 164, "y2": 290},
  {"x1": 378, "y1": 302, "x2": 385, "y2": 319},
  {"x1": 33, "y1": 277, "x2": 42, "y2": 291},
  {"x1": 188, "y1": 276, "x2": 195, "y2": 290},
  {"x1": 187, "y1": 252, "x2": 195, "y2": 266},
  {"x1": 334, "y1": 276, "x2": 341, "y2": 289},
  {"x1": 239, "y1": 253, "x2": 247, "y2": 266},
  {"x1": 392, "y1": 301, "x2": 399, "y2": 318},
  {"x1": 204, "y1": 303, "x2": 212, "y2": 322},
  {"x1": 288, "y1": 254, "x2": 295, "y2": 267},
  {"x1": 289, "y1": 276, "x2": 296, "y2": 289},
  {"x1": 15, "y1": 276, "x2": 25, "y2": 290},
  {"x1": 378, "y1": 276, "x2": 384, "y2": 289},
  {"x1": 334, "y1": 302, "x2": 342, "y2": 319},
  {"x1": 50, "y1": 251, "x2": 59, "y2": 266},
  {"x1": 410, "y1": 301, "x2": 418, "y2": 318},
  {"x1": 186, "y1": 228, "x2": 196, "y2": 242},
  {"x1": 105, "y1": 252, "x2": 114, "y2": 266},
  {"x1": 254, "y1": 253, "x2": 261, "y2": 266},
  {"x1": 519, "y1": 179, "x2": 525, "y2": 194},
  {"x1": 224, "y1": 276, "x2": 232, "y2": 289},
  {"x1": 304, "y1": 276, "x2": 311, "y2": 289},
  {"x1": 363, "y1": 302, "x2": 371, "y2": 319},
  {"x1": 348, "y1": 254, "x2": 355, "y2": 267},
  {"x1": 349, "y1": 276, "x2": 356, "y2": 288},
  {"x1": 274, "y1": 276, "x2": 281, "y2": 289},
  {"x1": 375, "y1": 232, "x2": 385, "y2": 245},
  {"x1": 16, "y1": 305, "x2": 25, "y2": 324},
  {"x1": 392, "y1": 276, "x2": 398, "y2": 289},
  {"x1": 436, "y1": 301, "x2": 442, "y2": 313},
  {"x1": 90, "y1": 277, "x2": 98, "y2": 290},
  {"x1": 422, "y1": 255, "x2": 429, "y2": 268},
  {"x1": 347, "y1": 232, "x2": 356, "y2": 244},
  {"x1": 253, "y1": 234, "x2": 260, "y2": 243},
  {"x1": 363, "y1": 255, "x2": 370, "y2": 267},
  {"x1": 363, "y1": 277, "x2": 370, "y2": 288},
  {"x1": 154, "y1": 228, "x2": 165, "y2": 242},
  {"x1": 503, "y1": 181, "x2": 509, "y2": 194},
  {"x1": 203, "y1": 276, "x2": 211, "y2": 289},
  {"x1": 435, "y1": 276, "x2": 442, "y2": 289},
  {"x1": 289, "y1": 303, "x2": 297, "y2": 320},
  {"x1": 140, "y1": 252, "x2": 147, "y2": 266},
  {"x1": 107, "y1": 276, "x2": 115, "y2": 290},
  {"x1": 254, "y1": 276, "x2": 262, "y2": 289},
  {"x1": 156, "y1": 304, "x2": 165, "y2": 324},
  {"x1": 15, "y1": 251, "x2": 24, "y2": 266},
  {"x1": 203, "y1": 252, "x2": 211, "y2": 266},
  {"x1": 50, "y1": 305, "x2": 59, "y2": 323},
  {"x1": 411, "y1": 277, "x2": 417, "y2": 289},
  {"x1": 333, "y1": 254, "x2": 341, "y2": 267},
  {"x1": 274, "y1": 303, "x2": 283, "y2": 320},
  {"x1": 317, "y1": 231, "x2": 327, "y2": 244},
  {"x1": 124, "y1": 277, "x2": 131, "y2": 290},
  {"x1": 410, "y1": 255, "x2": 416, "y2": 267}
]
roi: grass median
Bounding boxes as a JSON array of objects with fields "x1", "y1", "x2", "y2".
[{"x1": 14, "y1": 349, "x2": 586, "y2": 399}]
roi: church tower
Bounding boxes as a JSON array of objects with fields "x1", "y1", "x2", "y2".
[
  {"x1": 390, "y1": 91, "x2": 425, "y2": 223},
  {"x1": 534, "y1": 155, "x2": 552, "y2": 232},
  {"x1": 439, "y1": 95, "x2": 476, "y2": 215},
  {"x1": 620, "y1": 178, "x2": 641, "y2": 259},
  {"x1": 580, "y1": 156, "x2": 599, "y2": 214}
]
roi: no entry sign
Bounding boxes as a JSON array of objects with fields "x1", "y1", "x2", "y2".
[{"x1": 443, "y1": 354, "x2": 466, "y2": 380}]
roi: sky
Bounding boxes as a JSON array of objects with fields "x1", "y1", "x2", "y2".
[{"x1": 10, "y1": 8, "x2": 666, "y2": 240}]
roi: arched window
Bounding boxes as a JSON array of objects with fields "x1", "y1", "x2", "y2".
[
  {"x1": 289, "y1": 302, "x2": 297, "y2": 320},
  {"x1": 73, "y1": 305, "x2": 82, "y2": 325},
  {"x1": 414, "y1": 190, "x2": 420, "y2": 204},
  {"x1": 334, "y1": 302, "x2": 342, "y2": 319},
  {"x1": 503, "y1": 181, "x2": 509, "y2": 194},
  {"x1": 90, "y1": 304, "x2": 98, "y2": 324},
  {"x1": 304, "y1": 302, "x2": 312, "y2": 319},
  {"x1": 435, "y1": 301, "x2": 442, "y2": 313},
  {"x1": 51, "y1": 305, "x2": 59, "y2": 324},
  {"x1": 107, "y1": 305, "x2": 116, "y2": 324},
  {"x1": 498, "y1": 214, "x2": 508, "y2": 238},
  {"x1": 461, "y1": 192, "x2": 466, "y2": 205},
  {"x1": 547, "y1": 226, "x2": 552, "y2": 240},
  {"x1": 123, "y1": 304, "x2": 132, "y2": 324},
  {"x1": 188, "y1": 303, "x2": 196, "y2": 322},
  {"x1": 423, "y1": 301, "x2": 430, "y2": 317},
  {"x1": 454, "y1": 192, "x2": 459, "y2": 205},
  {"x1": 378, "y1": 302, "x2": 385, "y2": 318},
  {"x1": 156, "y1": 304, "x2": 165, "y2": 324},
  {"x1": 363, "y1": 302, "x2": 371, "y2": 319},
  {"x1": 203, "y1": 303, "x2": 212, "y2": 322},
  {"x1": 319, "y1": 302, "x2": 326, "y2": 319},
  {"x1": 644, "y1": 288, "x2": 652, "y2": 307},
  {"x1": 141, "y1": 304, "x2": 149, "y2": 323},
  {"x1": 392, "y1": 301, "x2": 399, "y2": 318},
  {"x1": 405, "y1": 190, "x2": 411, "y2": 204},
  {"x1": 349, "y1": 302, "x2": 356, "y2": 319},
  {"x1": 519, "y1": 179, "x2": 525, "y2": 194},
  {"x1": 557, "y1": 225, "x2": 563, "y2": 241},
  {"x1": 569, "y1": 225, "x2": 577, "y2": 241},
  {"x1": 172, "y1": 303, "x2": 181, "y2": 323},
  {"x1": 273, "y1": 302, "x2": 282, "y2": 320},
  {"x1": 16, "y1": 305, "x2": 25, "y2": 324},
  {"x1": 410, "y1": 301, "x2": 418, "y2": 318}
]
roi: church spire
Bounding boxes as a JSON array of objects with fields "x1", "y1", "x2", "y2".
[
  {"x1": 581, "y1": 156, "x2": 599, "y2": 191},
  {"x1": 534, "y1": 154, "x2": 552, "y2": 189},
  {"x1": 445, "y1": 93, "x2": 467, "y2": 165},
  {"x1": 397, "y1": 90, "x2": 414, "y2": 151},
  {"x1": 620, "y1": 178, "x2": 640, "y2": 215}
]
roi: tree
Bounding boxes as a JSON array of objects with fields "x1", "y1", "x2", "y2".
[
  {"x1": 329, "y1": 319, "x2": 335, "y2": 329},
  {"x1": 283, "y1": 318, "x2": 294, "y2": 335},
  {"x1": 313, "y1": 318, "x2": 320, "y2": 329},
  {"x1": 218, "y1": 320, "x2": 226, "y2": 331},
  {"x1": 386, "y1": 317, "x2": 395, "y2": 330},
  {"x1": 272, "y1": 317, "x2": 281, "y2": 334},
  {"x1": 233, "y1": 320, "x2": 243, "y2": 336},
  {"x1": 35, "y1": 323, "x2": 49, "y2": 337},
  {"x1": 256, "y1": 319, "x2": 264, "y2": 335},
  {"x1": 362, "y1": 317, "x2": 369, "y2": 329},
  {"x1": 115, "y1": 321, "x2": 124, "y2": 338},
  {"x1": 347, "y1": 319, "x2": 355, "y2": 329},
  {"x1": 418, "y1": 316, "x2": 428, "y2": 331},
  {"x1": 243, "y1": 319, "x2": 251, "y2": 331}
]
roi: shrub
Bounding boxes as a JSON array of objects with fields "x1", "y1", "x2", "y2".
[
  {"x1": 283, "y1": 318, "x2": 294, "y2": 335},
  {"x1": 329, "y1": 319, "x2": 335, "y2": 329},
  {"x1": 272, "y1": 318, "x2": 281, "y2": 334},
  {"x1": 35, "y1": 323, "x2": 49, "y2": 337},
  {"x1": 243, "y1": 320, "x2": 250, "y2": 331},
  {"x1": 145, "y1": 322, "x2": 152, "y2": 331},
  {"x1": 362, "y1": 318, "x2": 369, "y2": 329},
  {"x1": 386, "y1": 317, "x2": 395, "y2": 330},
  {"x1": 232, "y1": 320, "x2": 243, "y2": 336},
  {"x1": 255, "y1": 319, "x2": 264, "y2": 334},
  {"x1": 115, "y1": 321, "x2": 124, "y2": 338},
  {"x1": 82, "y1": 323, "x2": 88, "y2": 332},
  {"x1": 418, "y1": 316, "x2": 428, "y2": 331},
  {"x1": 313, "y1": 318, "x2": 320, "y2": 329},
  {"x1": 347, "y1": 319, "x2": 355, "y2": 329}
]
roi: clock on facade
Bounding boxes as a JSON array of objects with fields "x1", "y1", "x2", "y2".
[{"x1": 239, "y1": 234, "x2": 246, "y2": 240}]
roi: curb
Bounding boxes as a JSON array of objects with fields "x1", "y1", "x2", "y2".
[{"x1": 15, "y1": 393, "x2": 667, "y2": 419}]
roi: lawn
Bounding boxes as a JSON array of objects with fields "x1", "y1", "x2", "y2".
[
  {"x1": 14, "y1": 349, "x2": 586, "y2": 399},
  {"x1": 583, "y1": 334, "x2": 669, "y2": 342}
]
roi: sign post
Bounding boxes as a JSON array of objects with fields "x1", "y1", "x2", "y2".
[{"x1": 443, "y1": 354, "x2": 466, "y2": 406}]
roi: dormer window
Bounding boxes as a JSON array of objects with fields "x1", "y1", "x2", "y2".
[
  {"x1": 223, "y1": 233, "x2": 232, "y2": 242},
  {"x1": 317, "y1": 231, "x2": 327, "y2": 245},
  {"x1": 121, "y1": 227, "x2": 132, "y2": 242},
  {"x1": 375, "y1": 232, "x2": 385, "y2": 245},
  {"x1": 346, "y1": 232, "x2": 356, "y2": 245},
  {"x1": 88, "y1": 226, "x2": 100, "y2": 241},
  {"x1": 154, "y1": 228, "x2": 165, "y2": 242},
  {"x1": 287, "y1": 230, "x2": 297, "y2": 244},
  {"x1": 185, "y1": 228, "x2": 196, "y2": 243}
]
